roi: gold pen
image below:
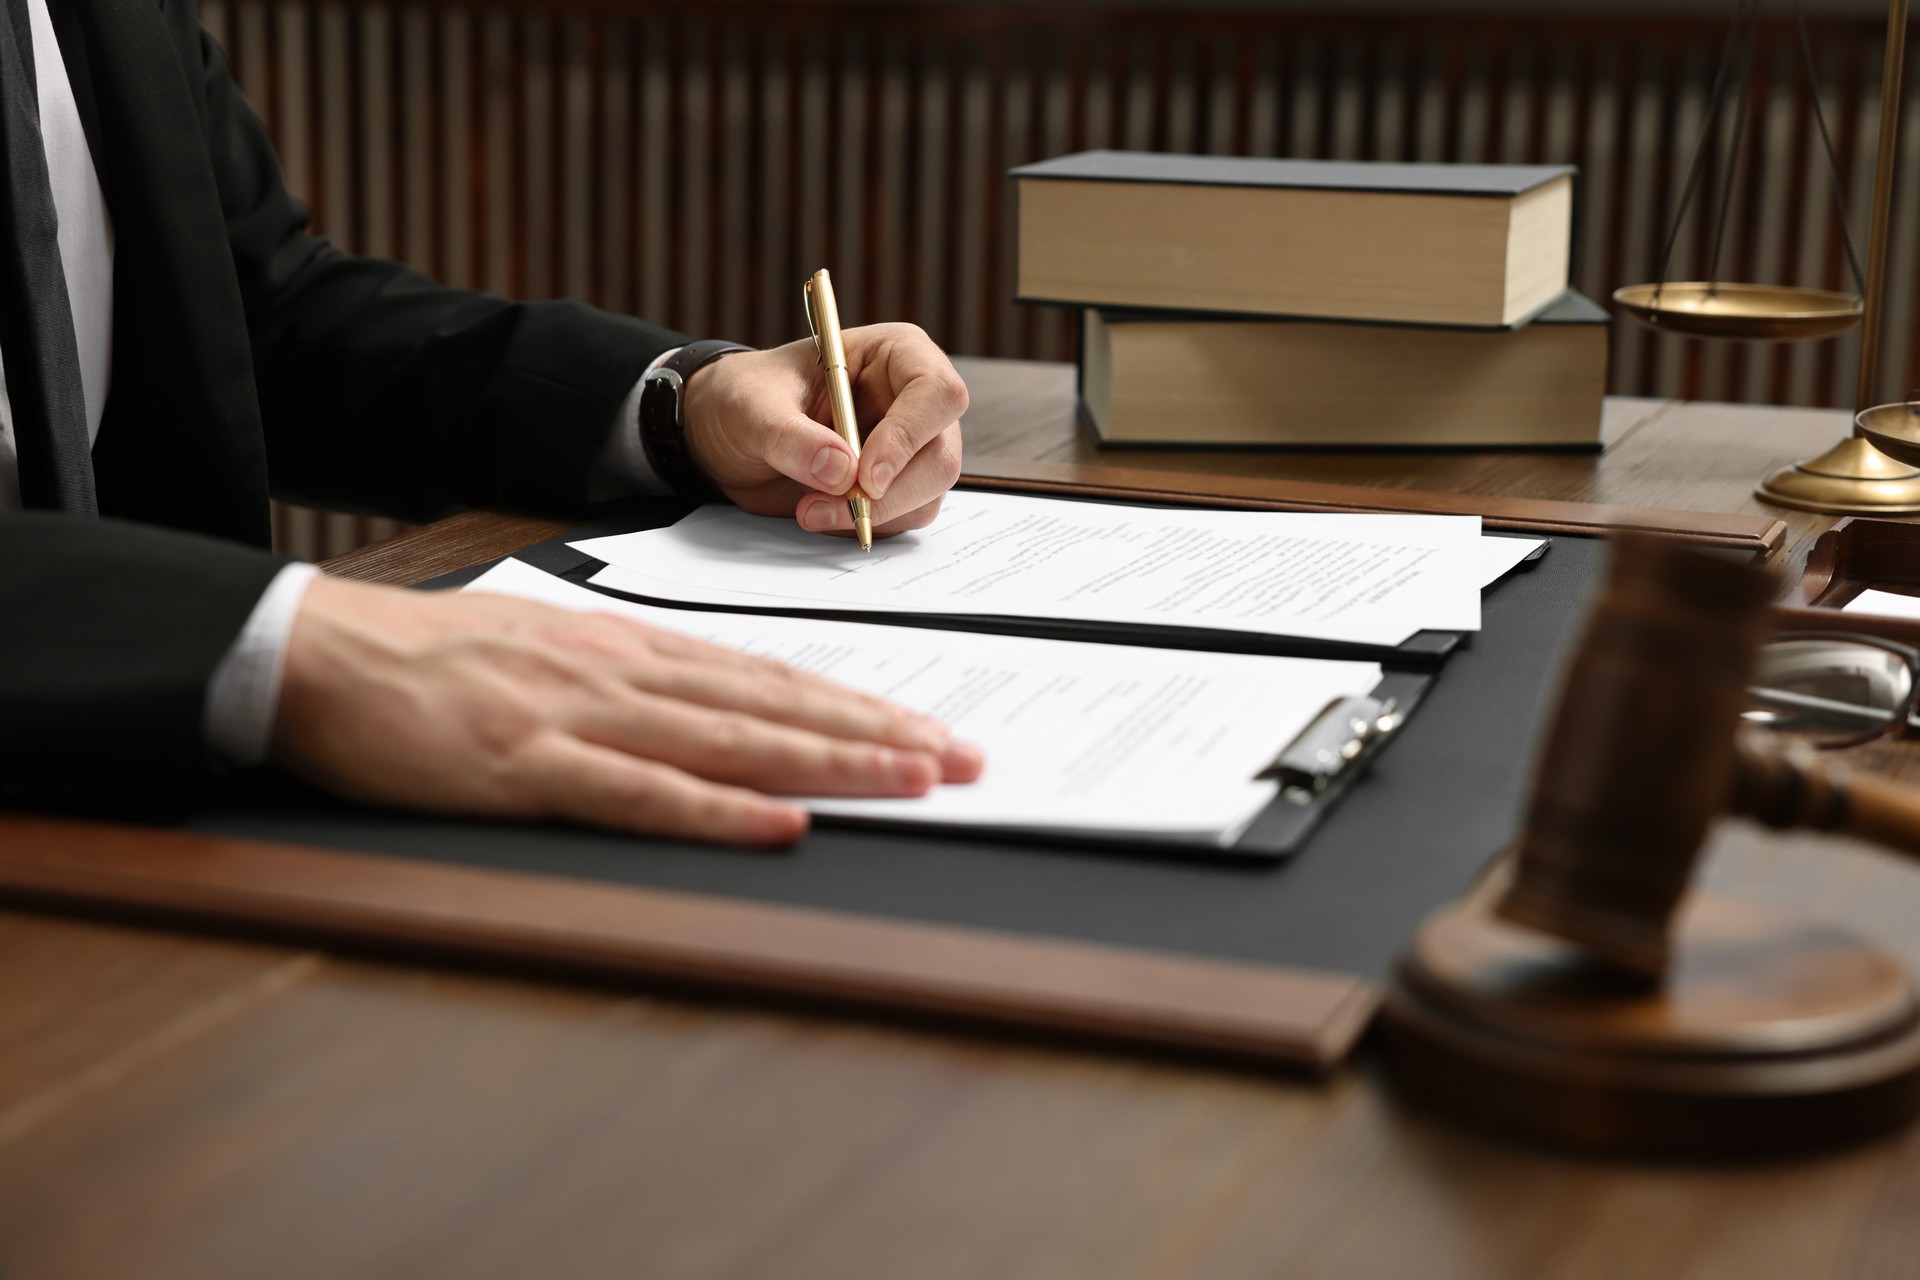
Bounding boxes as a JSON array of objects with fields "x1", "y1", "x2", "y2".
[{"x1": 804, "y1": 268, "x2": 873, "y2": 551}]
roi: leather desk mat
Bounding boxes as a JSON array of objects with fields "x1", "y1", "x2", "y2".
[{"x1": 50, "y1": 524, "x2": 1599, "y2": 1071}]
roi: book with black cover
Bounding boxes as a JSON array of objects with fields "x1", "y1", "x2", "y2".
[{"x1": 1014, "y1": 150, "x2": 1576, "y2": 327}]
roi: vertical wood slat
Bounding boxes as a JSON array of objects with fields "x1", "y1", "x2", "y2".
[{"x1": 200, "y1": 3, "x2": 1913, "y2": 560}]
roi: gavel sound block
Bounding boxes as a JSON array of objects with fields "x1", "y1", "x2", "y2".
[{"x1": 1380, "y1": 535, "x2": 1920, "y2": 1157}]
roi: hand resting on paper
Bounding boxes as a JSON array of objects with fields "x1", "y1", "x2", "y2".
[
  {"x1": 271, "y1": 574, "x2": 985, "y2": 846},
  {"x1": 682, "y1": 322, "x2": 968, "y2": 538}
]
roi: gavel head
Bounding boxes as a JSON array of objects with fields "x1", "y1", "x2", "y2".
[{"x1": 1496, "y1": 534, "x2": 1778, "y2": 979}]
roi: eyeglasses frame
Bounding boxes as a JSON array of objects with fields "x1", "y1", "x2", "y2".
[{"x1": 1756, "y1": 630, "x2": 1920, "y2": 750}]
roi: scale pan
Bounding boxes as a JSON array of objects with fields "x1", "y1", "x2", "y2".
[
  {"x1": 1854, "y1": 402, "x2": 1920, "y2": 469},
  {"x1": 1613, "y1": 283, "x2": 1863, "y2": 341}
]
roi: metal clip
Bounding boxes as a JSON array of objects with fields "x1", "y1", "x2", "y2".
[
  {"x1": 1260, "y1": 695, "x2": 1402, "y2": 806},
  {"x1": 803, "y1": 278, "x2": 824, "y2": 365}
]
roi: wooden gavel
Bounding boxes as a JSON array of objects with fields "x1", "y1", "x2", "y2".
[
  {"x1": 1385, "y1": 533, "x2": 1920, "y2": 1156},
  {"x1": 1498, "y1": 533, "x2": 1920, "y2": 980}
]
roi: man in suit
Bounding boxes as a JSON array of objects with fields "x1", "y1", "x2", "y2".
[{"x1": 0, "y1": 0, "x2": 981, "y2": 845}]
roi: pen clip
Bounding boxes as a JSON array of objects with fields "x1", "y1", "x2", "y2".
[{"x1": 803, "y1": 278, "x2": 824, "y2": 366}]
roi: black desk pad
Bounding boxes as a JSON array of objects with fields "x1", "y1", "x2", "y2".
[{"x1": 182, "y1": 528, "x2": 1604, "y2": 983}]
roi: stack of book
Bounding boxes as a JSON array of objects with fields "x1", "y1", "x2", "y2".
[{"x1": 1011, "y1": 151, "x2": 1607, "y2": 449}]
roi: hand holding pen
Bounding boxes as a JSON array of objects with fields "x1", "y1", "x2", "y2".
[{"x1": 675, "y1": 283, "x2": 969, "y2": 542}]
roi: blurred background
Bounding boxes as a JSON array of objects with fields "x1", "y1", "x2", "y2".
[{"x1": 207, "y1": 0, "x2": 1918, "y2": 554}]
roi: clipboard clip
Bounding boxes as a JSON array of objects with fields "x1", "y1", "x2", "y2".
[{"x1": 1260, "y1": 695, "x2": 1403, "y2": 805}]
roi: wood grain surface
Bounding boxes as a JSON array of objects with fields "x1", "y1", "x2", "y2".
[
  {"x1": 317, "y1": 507, "x2": 571, "y2": 586},
  {"x1": 957, "y1": 365, "x2": 1788, "y2": 553},
  {"x1": 953, "y1": 358, "x2": 1839, "y2": 569},
  {"x1": 0, "y1": 817, "x2": 1375, "y2": 1071},
  {"x1": 9, "y1": 360, "x2": 1920, "y2": 1279}
]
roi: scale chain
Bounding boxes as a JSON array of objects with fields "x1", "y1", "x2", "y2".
[
  {"x1": 1654, "y1": 0, "x2": 1761, "y2": 302},
  {"x1": 1654, "y1": 0, "x2": 1868, "y2": 306},
  {"x1": 1795, "y1": 0, "x2": 1870, "y2": 301}
]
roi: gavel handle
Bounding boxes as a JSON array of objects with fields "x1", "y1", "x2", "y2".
[{"x1": 1732, "y1": 740, "x2": 1920, "y2": 857}]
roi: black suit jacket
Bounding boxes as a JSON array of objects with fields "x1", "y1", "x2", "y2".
[{"x1": 1, "y1": 0, "x2": 686, "y2": 804}]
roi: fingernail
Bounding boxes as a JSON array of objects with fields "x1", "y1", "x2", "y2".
[
  {"x1": 801, "y1": 501, "x2": 840, "y2": 532},
  {"x1": 811, "y1": 446, "x2": 851, "y2": 488},
  {"x1": 908, "y1": 715, "x2": 952, "y2": 752},
  {"x1": 882, "y1": 748, "x2": 938, "y2": 792},
  {"x1": 745, "y1": 802, "x2": 809, "y2": 847},
  {"x1": 942, "y1": 739, "x2": 986, "y2": 781},
  {"x1": 869, "y1": 460, "x2": 897, "y2": 497}
]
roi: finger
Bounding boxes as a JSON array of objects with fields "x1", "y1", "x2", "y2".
[
  {"x1": 549, "y1": 614, "x2": 982, "y2": 780},
  {"x1": 796, "y1": 493, "x2": 859, "y2": 534},
  {"x1": 798, "y1": 424, "x2": 962, "y2": 534},
  {"x1": 521, "y1": 732, "x2": 809, "y2": 847},
  {"x1": 626, "y1": 645, "x2": 982, "y2": 778},
  {"x1": 851, "y1": 330, "x2": 969, "y2": 501},
  {"x1": 576, "y1": 692, "x2": 943, "y2": 798},
  {"x1": 931, "y1": 737, "x2": 985, "y2": 784},
  {"x1": 630, "y1": 632, "x2": 984, "y2": 781},
  {"x1": 753, "y1": 411, "x2": 863, "y2": 497},
  {"x1": 800, "y1": 493, "x2": 943, "y2": 538},
  {"x1": 871, "y1": 424, "x2": 962, "y2": 520},
  {"x1": 873, "y1": 497, "x2": 945, "y2": 536},
  {"x1": 608, "y1": 617, "x2": 910, "y2": 708}
]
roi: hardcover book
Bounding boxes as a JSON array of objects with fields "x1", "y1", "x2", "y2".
[
  {"x1": 1079, "y1": 292, "x2": 1609, "y2": 449},
  {"x1": 1015, "y1": 150, "x2": 1577, "y2": 328}
]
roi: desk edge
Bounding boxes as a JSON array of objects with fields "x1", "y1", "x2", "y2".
[{"x1": 0, "y1": 817, "x2": 1376, "y2": 1074}]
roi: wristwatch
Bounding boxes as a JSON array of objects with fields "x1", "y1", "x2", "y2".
[{"x1": 637, "y1": 339, "x2": 755, "y2": 499}]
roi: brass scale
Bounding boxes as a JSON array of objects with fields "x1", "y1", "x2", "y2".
[{"x1": 1617, "y1": 0, "x2": 1920, "y2": 512}]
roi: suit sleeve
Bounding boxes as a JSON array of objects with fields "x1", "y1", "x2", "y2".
[
  {"x1": 2, "y1": 10, "x2": 681, "y2": 809},
  {"x1": 0, "y1": 512, "x2": 288, "y2": 809},
  {"x1": 192, "y1": 24, "x2": 689, "y2": 522}
]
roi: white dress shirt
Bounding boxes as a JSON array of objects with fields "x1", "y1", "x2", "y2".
[
  {"x1": 0, "y1": 0, "x2": 111, "y2": 508},
  {"x1": 1, "y1": 0, "x2": 669, "y2": 766}
]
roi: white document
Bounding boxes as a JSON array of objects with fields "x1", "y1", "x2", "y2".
[
  {"x1": 464, "y1": 557, "x2": 1383, "y2": 847},
  {"x1": 1846, "y1": 589, "x2": 1920, "y2": 619},
  {"x1": 1465, "y1": 534, "x2": 1548, "y2": 588},
  {"x1": 572, "y1": 492, "x2": 1540, "y2": 647}
]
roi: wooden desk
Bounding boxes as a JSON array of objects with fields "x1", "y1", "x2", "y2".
[{"x1": 6, "y1": 361, "x2": 1920, "y2": 1279}]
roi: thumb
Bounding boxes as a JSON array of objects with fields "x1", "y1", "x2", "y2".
[{"x1": 755, "y1": 412, "x2": 863, "y2": 496}]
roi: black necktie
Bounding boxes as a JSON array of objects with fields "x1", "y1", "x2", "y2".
[{"x1": 0, "y1": 0, "x2": 98, "y2": 514}]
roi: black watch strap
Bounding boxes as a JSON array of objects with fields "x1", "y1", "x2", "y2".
[{"x1": 638, "y1": 339, "x2": 754, "y2": 500}]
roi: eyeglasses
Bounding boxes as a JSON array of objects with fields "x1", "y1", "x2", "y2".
[{"x1": 1742, "y1": 632, "x2": 1920, "y2": 750}]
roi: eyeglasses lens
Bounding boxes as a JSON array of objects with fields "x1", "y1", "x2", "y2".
[{"x1": 1743, "y1": 639, "x2": 1913, "y2": 748}]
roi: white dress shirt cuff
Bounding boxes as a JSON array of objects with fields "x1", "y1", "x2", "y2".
[
  {"x1": 588, "y1": 347, "x2": 682, "y2": 501},
  {"x1": 206, "y1": 347, "x2": 681, "y2": 766},
  {"x1": 203, "y1": 561, "x2": 323, "y2": 767}
]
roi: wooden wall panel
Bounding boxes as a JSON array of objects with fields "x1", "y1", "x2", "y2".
[{"x1": 192, "y1": 2, "x2": 1910, "y2": 558}]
